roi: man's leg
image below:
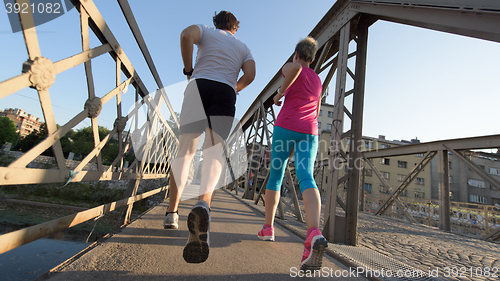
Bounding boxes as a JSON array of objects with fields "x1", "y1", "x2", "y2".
[
  {"x1": 197, "y1": 127, "x2": 225, "y2": 207},
  {"x1": 166, "y1": 132, "x2": 202, "y2": 213},
  {"x1": 183, "y1": 127, "x2": 224, "y2": 263}
]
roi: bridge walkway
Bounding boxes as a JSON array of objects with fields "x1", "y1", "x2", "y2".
[{"x1": 40, "y1": 189, "x2": 365, "y2": 280}]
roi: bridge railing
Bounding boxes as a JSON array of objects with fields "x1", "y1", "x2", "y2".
[{"x1": 0, "y1": 0, "x2": 179, "y2": 254}]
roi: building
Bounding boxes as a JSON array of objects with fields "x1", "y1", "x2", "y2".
[
  {"x1": 315, "y1": 132, "x2": 431, "y2": 201},
  {"x1": 317, "y1": 103, "x2": 334, "y2": 133},
  {"x1": 430, "y1": 151, "x2": 500, "y2": 206},
  {"x1": 315, "y1": 103, "x2": 431, "y2": 201},
  {"x1": 1, "y1": 108, "x2": 42, "y2": 138}
]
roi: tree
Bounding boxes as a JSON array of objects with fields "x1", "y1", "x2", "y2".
[
  {"x1": 166, "y1": 112, "x2": 180, "y2": 138},
  {"x1": 0, "y1": 116, "x2": 18, "y2": 146},
  {"x1": 71, "y1": 126, "x2": 118, "y2": 164},
  {"x1": 17, "y1": 123, "x2": 51, "y2": 155}
]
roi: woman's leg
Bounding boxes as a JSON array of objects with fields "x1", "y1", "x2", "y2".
[
  {"x1": 263, "y1": 126, "x2": 293, "y2": 226},
  {"x1": 294, "y1": 134, "x2": 320, "y2": 229}
]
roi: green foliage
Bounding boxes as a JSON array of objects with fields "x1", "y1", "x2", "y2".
[
  {"x1": 166, "y1": 112, "x2": 180, "y2": 138},
  {"x1": 71, "y1": 126, "x2": 119, "y2": 163},
  {"x1": 0, "y1": 116, "x2": 18, "y2": 145},
  {"x1": 17, "y1": 123, "x2": 49, "y2": 154},
  {"x1": 1, "y1": 182, "x2": 126, "y2": 207}
]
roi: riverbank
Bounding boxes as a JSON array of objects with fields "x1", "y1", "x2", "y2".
[{"x1": 0, "y1": 199, "x2": 128, "y2": 242}]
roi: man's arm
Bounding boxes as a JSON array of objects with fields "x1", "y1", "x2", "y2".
[
  {"x1": 180, "y1": 25, "x2": 201, "y2": 80},
  {"x1": 236, "y1": 60, "x2": 256, "y2": 92}
]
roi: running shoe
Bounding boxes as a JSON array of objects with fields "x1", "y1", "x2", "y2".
[
  {"x1": 300, "y1": 234, "x2": 328, "y2": 271},
  {"x1": 257, "y1": 225, "x2": 275, "y2": 241},
  {"x1": 183, "y1": 200, "x2": 210, "y2": 263},
  {"x1": 163, "y1": 211, "x2": 179, "y2": 229}
]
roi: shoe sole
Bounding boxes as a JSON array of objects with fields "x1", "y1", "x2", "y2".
[
  {"x1": 163, "y1": 224, "x2": 178, "y2": 229},
  {"x1": 257, "y1": 235, "x2": 274, "y2": 241},
  {"x1": 183, "y1": 206, "x2": 209, "y2": 263},
  {"x1": 300, "y1": 237, "x2": 328, "y2": 271}
]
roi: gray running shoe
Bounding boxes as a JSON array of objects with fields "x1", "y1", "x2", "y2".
[
  {"x1": 163, "y1": 212, "x2": 179, "y2": 229},
  {"x1": 183, "y1": 200, "x2": 210, "y2": 263}
]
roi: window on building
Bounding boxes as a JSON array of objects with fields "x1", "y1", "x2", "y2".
[
  {"x1": 380, "y1": 158, "x2": 390, "y2": 165},
  {"x1": 414, "y1": 191, "x2": 425, "y2": 198},
  {"x1": 364, "y1": 183, "x2": 372, "y2": 193},
  {"x1": 380, "y1": 144, "x2": 391, "y2": 149},
  {"x1": 489, "y1": 167, "x2": 500, "y2": 176},
  {"x1": 415, "y1": 178, "x2": 425, "y2": 185},
  {"x1": 469, "y1": 194, "x2": 487, "y2": 204},
  {"x1": 365, "y1": 169, "x2": 372, "y2": 177},
  {"x1": 364, "y1": 141, "x2": 373, "y2": 149},
  {"x1": 415, "y1": 153, "x2": 424, "y2": 157},
  {"x1": 319, "y1": 110, "x2": 322, "y2": 116},
  {"x1": 381, "y1": 171, "x2": 390, "y2": 180},
  {"x1": 327, "y1": 111, "x2": 333, "y2": 118},
  {"x1": 318, "y1": 122, "x2": 321, "y2": 129},
  {"x1": 492, "y1": 198, "x2": 500, "y2": 206},
  {"x1": 449, "y1": 162, "x2": 452, "y2": 170},
  {"x1": 327, "y1": 124, "x2": 332, "y2": 131},
  {"x1": 468, "y1": 179, "x2": 486, "y2": 188},
  {"x1": 401, "y1": 190, "x2": 407, "y2": 197},
  {"x1": 380, "y1": 185, "x2": 389, "y2": 194},
  {"x1": 398, "y1": 161, "x2": 407, "y2": 168},
  {"x1": 479, "y1": 165, "x2": 485, "y2": 171},
  {"x1": 397, "y1": 174, "x2": 406, "y2": 182}
]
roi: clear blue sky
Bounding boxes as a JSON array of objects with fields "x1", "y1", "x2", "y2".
[{"x1": 1, "y1": 0, "x2": 499, "y2": 145}]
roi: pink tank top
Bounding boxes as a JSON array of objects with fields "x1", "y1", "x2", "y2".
[{"x1": 275, "y1": 66, "x2": 322, "y2": 135}]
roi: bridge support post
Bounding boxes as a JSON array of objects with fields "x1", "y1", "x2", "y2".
[{"x1": 438, "y1": 149, "x2": 451, "y2": 231}]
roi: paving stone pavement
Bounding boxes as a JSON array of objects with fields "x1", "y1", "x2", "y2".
[{"x1": 230, "y1": 189, "x2": 500, "y2": 281}]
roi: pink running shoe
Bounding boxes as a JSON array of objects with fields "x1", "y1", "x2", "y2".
[
  {"x1": 300, "y1": 232, "x2": 328, "y2": 271},
  {"x1": 257, "y1": 225, "x2": 274, "y2": 241}
]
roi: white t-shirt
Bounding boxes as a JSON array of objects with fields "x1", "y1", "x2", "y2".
[{"x1": 191, "y1": 25, "x2": 254, "y2": 91}]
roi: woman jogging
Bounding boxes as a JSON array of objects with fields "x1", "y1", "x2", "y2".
[{"x1": 257, "y1": 37, "x2": 328, "y2": 271}]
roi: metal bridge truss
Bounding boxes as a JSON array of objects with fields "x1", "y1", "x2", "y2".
[
  {"x1": 0, "y1": 0, "x2": 181, "y2": 254},
  {"x1": 234, "y1": 0, "x2": 500, "y2": 245},
  {"x1": 2, "y1": 0, "x2": 500, "y2": 256}
]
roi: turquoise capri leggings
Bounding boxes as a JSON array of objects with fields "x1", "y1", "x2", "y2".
[{"x1": 266, "y1": 126, "x2": 318, "y2": 194}]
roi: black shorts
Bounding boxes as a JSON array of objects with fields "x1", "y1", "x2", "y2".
[{"x1": 179, "y1": 78, "x2": 236, "y2": 140}]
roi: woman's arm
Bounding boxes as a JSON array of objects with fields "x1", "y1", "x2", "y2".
[{"x1": 273, "y1": 62, "x2": 302, "y2": 106}]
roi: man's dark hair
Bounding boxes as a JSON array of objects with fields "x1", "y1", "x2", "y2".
[{"x1": 213, "y1": 11, "x2": 239, "y2": 31}]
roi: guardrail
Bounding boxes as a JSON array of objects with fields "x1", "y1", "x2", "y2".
[{"x1": 0, "y1": 0, "x2": 179, "y2": 254}]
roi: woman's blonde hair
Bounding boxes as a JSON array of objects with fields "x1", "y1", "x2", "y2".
[{"x1": 295, "y1": 37, "x2": 317, "y2": 62}]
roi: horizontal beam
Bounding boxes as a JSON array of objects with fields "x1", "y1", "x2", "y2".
[
  {"x1": 363, "y1": 134, "x2": 500, "y2": 158},
  {"x1": 352, "y1": 0, "x2": 500, "y2": 43},
  {"x1": 0, "y1": 167, "x2": 166, "y2": 186}
]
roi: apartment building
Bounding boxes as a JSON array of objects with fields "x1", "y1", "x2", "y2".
[
  {"x1": 1, "y1": 108, "x2": 42, "y2": 138},
  {"x1": 315, "y1": 103, "x2": 431, "y2": 200},
  {"x1": 430, "y1": 151, "x2": 500, "y2": 206}
]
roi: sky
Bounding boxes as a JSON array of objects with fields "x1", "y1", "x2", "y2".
[{"x1": 1, "y1": 0, "x2": 499, "y2": 145}]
